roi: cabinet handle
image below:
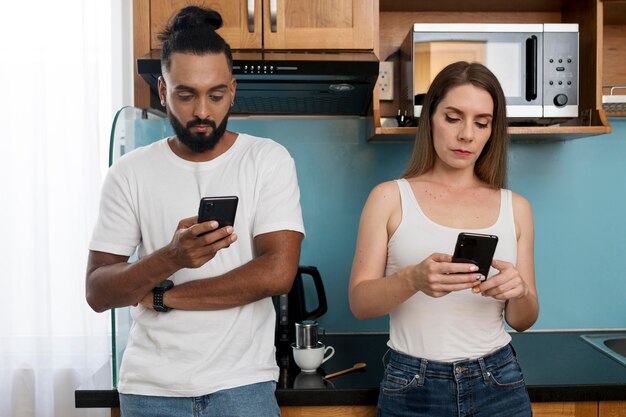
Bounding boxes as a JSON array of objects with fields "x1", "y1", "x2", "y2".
[
  {"x1": 247, "y1": 0, "x2": 255, "y2": 33},
  {"x1": 270, "y1": 0, "x2": 277, "y2": 32}
]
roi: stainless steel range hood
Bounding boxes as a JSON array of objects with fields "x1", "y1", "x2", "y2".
[{"x1": 137, "y1": 50, "x2": 379, "y2": 116}]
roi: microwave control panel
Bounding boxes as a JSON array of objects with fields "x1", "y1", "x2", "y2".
[{"x1": 543, "y1": 30, "x2": 578, "y2": 118}]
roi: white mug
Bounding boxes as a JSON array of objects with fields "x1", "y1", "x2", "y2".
[{"x1": 291, "y1": 342, "x2": 335, "y2": 373}]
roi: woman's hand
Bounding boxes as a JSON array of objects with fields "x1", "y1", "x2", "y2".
[
  {"x1": 475, "y1": 259, "x2": 529, "y2": 300},
  {"x1": 409, "y1": 253, "x2": 484, "y2": 298}
]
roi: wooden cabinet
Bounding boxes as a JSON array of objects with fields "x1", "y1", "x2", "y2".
[
  {"x1": 369, "y1": 0, "x2": 612, "y2": 142},
  {"x1": 599, "y1": 400, "x2": 626, "y2": 417},
  {"x1": 602, "y1": 0, "x2": 626, "y2": 116},
  {"x1": 278, "y1": 401, "x2": 626, "y2": 417},
  {"x1": 133, "y1": 0, "x2": 376, "y2": 107},
  {"x1": 532, "y1": 401, "x2": 598, "y2": 417},
  {"x1": 144, "y1": 0, "x2": 375, "y2": 51},
  {"x1": 148, "y1": 0, "x2": 263, "y2": 50},
  {"x1": 110, "y1": 401, "x2": 626, "y2": 417}
]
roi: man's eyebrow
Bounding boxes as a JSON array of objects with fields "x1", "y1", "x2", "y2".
[
  {"x1": 173, "y1": 84, "x2": 229, "y2": 93},
  {"x1": 444, "y1": 106, "x2": 493, "y2": 118}
]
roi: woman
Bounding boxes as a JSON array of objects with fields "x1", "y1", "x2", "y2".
[{"x1": 349, "y1": 62, "x2": 538, "y2": 417}]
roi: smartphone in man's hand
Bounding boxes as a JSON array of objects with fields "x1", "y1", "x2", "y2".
[
  {"x1": 198, "y1": 196, "x2": 239, "y2": 228},
  {"x1": 452, "y1": 232, "x2": 498, "y2": 281}
]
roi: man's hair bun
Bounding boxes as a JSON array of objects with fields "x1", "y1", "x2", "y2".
[{"x1": 159, "y1": 5, "x2": 222, "y2": 40}]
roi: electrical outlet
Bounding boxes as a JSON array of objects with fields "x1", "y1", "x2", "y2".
[{"x1": 379, "y1": 61, "x2": 394, "y2": 101}]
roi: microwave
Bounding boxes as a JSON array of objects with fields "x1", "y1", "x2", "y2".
[{"x1": 400, "y1": 23, "x2": 579, "y2": 120}]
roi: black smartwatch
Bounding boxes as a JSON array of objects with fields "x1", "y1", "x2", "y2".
[{"x1": 153, "y1": 279, "x2": 174, "y2": 312}]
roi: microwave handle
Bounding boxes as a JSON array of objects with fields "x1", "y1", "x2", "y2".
[{"x1": 525, "y1": 35, "x2": 538, "y2": 101}]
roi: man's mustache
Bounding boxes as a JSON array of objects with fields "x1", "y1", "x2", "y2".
[{"x1": 186, "y1": 118, "x2": 216, "y2": 129}]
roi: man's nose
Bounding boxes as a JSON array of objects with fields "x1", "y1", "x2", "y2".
[{"x1": 193, "y1": 96, "x2": 211, "y2": 121}]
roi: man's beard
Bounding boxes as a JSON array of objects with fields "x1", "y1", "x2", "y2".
[{"x1": 168, "y1": 110, "x2": 230, "y2": 153}]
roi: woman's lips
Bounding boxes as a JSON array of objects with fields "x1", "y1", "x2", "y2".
[{"x1": 453, "y1": 149, "x2": 472, "y2": 156}]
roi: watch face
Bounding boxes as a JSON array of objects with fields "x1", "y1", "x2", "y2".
[{"x1": 155, "y1": 279, "x2": 174, "y2": 291}]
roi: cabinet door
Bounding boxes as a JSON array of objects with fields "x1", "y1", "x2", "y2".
[
  {"x1": 531, "y1": 401, "x2": 598, "y2": 417},
  {"x1": 149, "y1": 0, "x2": 263, "y2": 50},
  {"x1": 263, "y1": 0, "x2": 375, "y2": 50}
]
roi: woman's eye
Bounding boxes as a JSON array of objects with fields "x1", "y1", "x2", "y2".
[
  {"x1": 445, "y1": 114, "x2": 460, "y2": 123},
  {"x1": 476, "y1": 121, "x2": 489, "y2": 129}
]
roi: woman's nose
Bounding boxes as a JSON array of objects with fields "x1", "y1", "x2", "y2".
[{"x1": 459, "y1": 121, "x2": 474, "y2": 142}]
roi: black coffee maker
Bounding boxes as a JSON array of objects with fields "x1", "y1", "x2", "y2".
[{"x1": 273, "y1": 265, "x2": 328, "y2": 351}]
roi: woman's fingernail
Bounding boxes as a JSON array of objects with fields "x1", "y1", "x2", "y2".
[
  {"x1": 472, "y1": 286, "x2": 481, "y2": 294},
  {"x1": 470, "y1": 265, "x2": 479, "y2": 272},
  {"x1": 210, "y1": 221, "x2": 219, "y2": 228},
  {"x1": 475, "y1": 274, "x2": 484, "y2": 281}
]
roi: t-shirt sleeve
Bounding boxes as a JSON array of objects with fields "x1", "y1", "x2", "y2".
[
  {"x1": 89, "y1": 165, "x2": 141, "y2": 256},
  {"x1": 252, "y1": 149, "x2": 305, "y2": 238}
]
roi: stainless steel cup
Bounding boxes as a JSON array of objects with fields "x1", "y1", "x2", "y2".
[{"x1": 295, "y1": 320, "x2": 322, "y2": 348}]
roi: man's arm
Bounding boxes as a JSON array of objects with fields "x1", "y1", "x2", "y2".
[
  {"x1": 146, "y1": 230, "x2": 303, "y2": 311},
  {"x1": 85, "y1": 216, "x2": 237, "y2": 313}
]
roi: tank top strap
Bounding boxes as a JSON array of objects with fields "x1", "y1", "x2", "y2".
[
  {"x1": 500, "y1": 188, "x2": 517, "y2": 238},
  {"x1": 395, "y1": 179, "x2": 416, "y2": 216}
]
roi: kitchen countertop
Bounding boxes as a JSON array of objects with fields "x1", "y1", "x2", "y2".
[{"x1": 75, "y1": 331, "x2": 626, "y2": 408}]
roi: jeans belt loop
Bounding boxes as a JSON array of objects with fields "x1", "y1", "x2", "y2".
[
  {"x1": 478, "y1": 357, "x2": 490, "y2": 384},
  {"x1": 416, "y1": 358, "x2": 427, "y2": 387}
]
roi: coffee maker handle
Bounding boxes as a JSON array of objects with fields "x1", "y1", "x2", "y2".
[{"x1": 299, "y1": 265, "x2": 328, "y2": 319}]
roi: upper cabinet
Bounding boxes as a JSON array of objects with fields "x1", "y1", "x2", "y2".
[
  {"x1": 370, "y1": 0, "x2": 613, "y2": 142},
  {"x1": 133, "y1": 0, "x2": 376, "y2": 108},
  {"x1": 602, "y1": 0, "x2": 626, "y2": 117},
  {"x1": 149, "y1": 0, "x2": 263, "y2": 49},
  {"x1": 144, "y1": 0, "x2": 375, "y2": 50}
]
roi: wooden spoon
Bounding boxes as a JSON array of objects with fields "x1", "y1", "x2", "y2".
[{"x1": 324, "y1": 362, "x2": 367, "y2": 380}]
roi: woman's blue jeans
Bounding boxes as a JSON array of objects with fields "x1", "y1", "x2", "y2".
[
  {"x1": 119, "y1": 381, "x2": 280, "y2": 417},
  {"x1": 377, "y1": 344, "x2": 532, "y2": 417}
]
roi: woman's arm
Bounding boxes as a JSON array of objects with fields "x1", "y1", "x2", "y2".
[
  {"x1": 349, "y1": 182, "x2": 480, "y2": 320},
  {"x1": 480, "y1": 193, "x2": 539, "y2": 331}
]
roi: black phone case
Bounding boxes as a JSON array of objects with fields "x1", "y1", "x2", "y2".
[
  {"x1": 198, "y1": 196, "x2": 239, "y2": 227},
  {"x1": 452, "y1": 232, "x2": 499, "y2": 279}
]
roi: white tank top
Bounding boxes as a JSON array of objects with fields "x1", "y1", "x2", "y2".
[{"x1": 386, "y1": 179, "x2": 516, "y2": 362}]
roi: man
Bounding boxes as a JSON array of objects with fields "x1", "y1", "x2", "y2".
[{"x1": 86, "y1": 6, "x2": 304, "y2": 416}]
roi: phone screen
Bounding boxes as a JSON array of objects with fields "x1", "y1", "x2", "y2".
[
  {"x1": 198, "y1": 196, "x2": 239, "y2": 228},
  {"x1": 452, "y1": 232, "x2": 499, "y2": 279}
]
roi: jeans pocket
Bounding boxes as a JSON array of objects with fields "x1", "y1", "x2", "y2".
[
  {"x1": 380, "y1": 364, "x2": 420, "y2": 395},
  {"x1": 486, "y1": 359, "x2": 526, "y2": 390}
]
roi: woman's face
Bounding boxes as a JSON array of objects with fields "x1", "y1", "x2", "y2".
[{"x1": 431, "y1": 83, "x2": 494, "y2": 171}]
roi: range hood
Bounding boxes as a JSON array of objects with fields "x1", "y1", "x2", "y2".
[{"x1": 137, "y1": 50, "x2": 379, "y2": 116}]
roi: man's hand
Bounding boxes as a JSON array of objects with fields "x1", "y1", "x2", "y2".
[{"x1": 163, "y1": 216, "x2": 238, "y2": 270}]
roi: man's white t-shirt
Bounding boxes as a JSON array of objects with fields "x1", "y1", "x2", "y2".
[{"x1": 89, "y1": 133, "x2": 305, "y2": 396}]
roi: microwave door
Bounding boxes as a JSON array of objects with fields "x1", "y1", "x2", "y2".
[{"x1": 410, "y1": 31, "x2": 543, "y2": 118}]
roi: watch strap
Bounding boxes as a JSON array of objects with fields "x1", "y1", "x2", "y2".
[{"x1": 153, "y1": 280, "x2": 173, "y2": 312}]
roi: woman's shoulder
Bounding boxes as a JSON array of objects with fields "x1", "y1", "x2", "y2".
[
  {"x1": 508, "y1": 190, "x2": 534, "y2": 233},
  {"x1": 509, "y1": 190, "x2": 532, "y2": 212},
  {"x1": 369, "y1": 180, "x2": 402, "y2": 201},
  {"x1": 364, "y1": 180, "x2": 403, "y2": 211}
]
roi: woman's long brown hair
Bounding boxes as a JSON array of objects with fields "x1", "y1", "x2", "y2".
[{"x1": 403, "y1": 61, "x2": 509, "y2": 189}]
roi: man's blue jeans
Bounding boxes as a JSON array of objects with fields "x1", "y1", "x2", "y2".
[
  {"x1": 119, "y1": 381, "x2": 280, "y2": 417},
  {"x1": 377, "y1": 344, "x2": 532, "y2": 417}
]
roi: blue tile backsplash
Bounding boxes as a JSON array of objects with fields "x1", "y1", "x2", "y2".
[{"x1": 123, "y1": 115, "x2": 626, "y2": 332}]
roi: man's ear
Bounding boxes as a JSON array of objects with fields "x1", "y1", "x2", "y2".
[
  {"x1": 230, "y1": 78, "x2": 237, "y2": 105},
  {"x1": 158, "y1": 76, "x2": 167, "y2": 104}
]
